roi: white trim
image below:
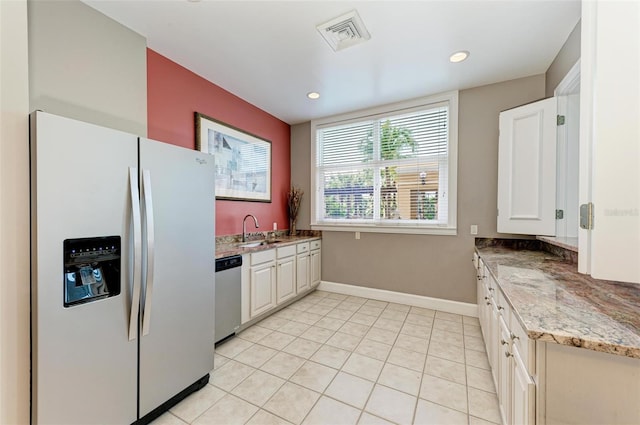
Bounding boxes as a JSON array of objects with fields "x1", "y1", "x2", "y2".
[
  {"x1": 311, "y1": 224, "x2": 456, "y2": 236},
  {"x1": 318, "y1": 281, "x2": 478, "y2": 317},
  {"x1": 554, "y1": 59, "x2": 581, "y2": 96}
]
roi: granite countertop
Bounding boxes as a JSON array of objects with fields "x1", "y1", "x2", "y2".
[
  {"x1": 216, "y1": 235, "x2": 321, "y2": 259},
  {"x1": 476, "y1": 244, "x2": 640, "y2": 359}
]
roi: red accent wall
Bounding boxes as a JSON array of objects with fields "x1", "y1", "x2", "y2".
[{"x1": 147, "y1": 49, "x2": 291, "y2": 236}]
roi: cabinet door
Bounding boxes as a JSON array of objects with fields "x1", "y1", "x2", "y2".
[
  {"x1": 497, "y1": 97, "x2": 557, "y2": 235},
  {"x1": 310, "y1": 250, "x2": 321, "y2": 286},
  {"x1": 250, "y1": 262, "x2": 276, "y2": 318},
  {"x1": 276, "y1": 256, "x2": 296, "y2": 304},
  {"x1": 512, "y1": 345, "x2": 535, "y2": 425},
  {"x1": 498, "y1": 315, "x2": 512, "y2": 425},
  {"x1": 296, "y1": 254, "x2": 310, "y2": 292}
]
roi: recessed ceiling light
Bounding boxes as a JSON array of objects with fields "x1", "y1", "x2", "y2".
[
  {"x1": 307, "y1": 92, "x2": 320, "y2": 100},
  {"x1": 449, "y1": 51, "x2": 469, "y2": 63}
]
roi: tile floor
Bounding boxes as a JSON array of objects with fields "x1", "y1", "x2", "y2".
[{"x1": 152, "y1": 290, "x2": 502, "y2": 425}]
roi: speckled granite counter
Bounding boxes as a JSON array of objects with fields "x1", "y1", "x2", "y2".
[
  {"x1": 476, "y1": 241, "x2": 640, "y2": 359},
  {"x1": 216, "y1": 234, "x2": 321, "y2": 259}
]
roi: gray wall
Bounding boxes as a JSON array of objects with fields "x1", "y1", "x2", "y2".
[
  {"x1": 28, "y1": 0, "x2": 147, "y2": 135},
  {"x1": 291, "y1": 75, "x2": 545, "y2": 304},
  {"x1": 546, "y1": 21, "x2": 581, "y2": 97}
]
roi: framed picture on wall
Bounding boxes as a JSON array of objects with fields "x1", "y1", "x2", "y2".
[{"x1": 195, "y1": 112, "x2": 272, "y2": 202}]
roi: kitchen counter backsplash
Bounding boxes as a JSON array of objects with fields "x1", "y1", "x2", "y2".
[{"x1": 476, "y1": 238, "x2": 640, "y2": 359}]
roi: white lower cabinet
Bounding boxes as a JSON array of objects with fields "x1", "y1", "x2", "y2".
[
  {"x1": 276, "y1": 246, "x2": 296, "y2": 304},
  {"x1": 296, "y1": 252, "x2": 310, "y2": 293},
  {"x1": 250, "y1": 258, "x2": 276, "y2": 318},
  {"x1": 310, "y1": 240, "x2": 321, "y2": 287}
]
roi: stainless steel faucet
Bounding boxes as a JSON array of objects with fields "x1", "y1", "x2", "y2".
[{"x1": 242, "y1": 214, "x2": 259, "y2": 242}]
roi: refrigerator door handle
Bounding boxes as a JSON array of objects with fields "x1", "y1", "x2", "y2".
[
  {"x1": 128, "y1": 167, "x2": 142, "y2": 341},
  {"x1": 141, "y1": 169, "x2": 155, "y2": 336}
]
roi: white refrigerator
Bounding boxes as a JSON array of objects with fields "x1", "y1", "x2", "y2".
[{"x1": 30, "y1": 111, "x2": 215, "y2": 424}]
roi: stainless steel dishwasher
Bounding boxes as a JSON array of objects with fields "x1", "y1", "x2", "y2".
[{"x1": 215, "y1": 255, "x2": 242, "y2": 345}]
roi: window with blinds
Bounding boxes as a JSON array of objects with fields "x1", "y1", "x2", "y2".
[{"x1": 311, "y1": 92, "x2": 458, "y2": 234}]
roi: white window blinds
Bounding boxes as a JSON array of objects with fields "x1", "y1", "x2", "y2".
[{"x1": 312, "y1": 93, "x2": 458, "y2": 233}]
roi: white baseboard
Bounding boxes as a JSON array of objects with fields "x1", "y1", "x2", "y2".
[{"x1": 317, "y1": 281, "x2": 478, "y2": 318}]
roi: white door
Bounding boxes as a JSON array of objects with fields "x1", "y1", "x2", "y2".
[
  {"x1": 276, "y1": 256, "x2": 296, "y2": 304},
  {"x1": 251, "y1": 263, "x2": 276, "y2": 317},
  {"x1": 138, "y1": 138, "x2": 215, "y2": 417},
  {"x1": 498, "y1": 98, "x2": 557, "y2": 235},
  {"x1": 296, "y1": 254, "x2": 310, "y2": 292},
  {"x1": 310, "y1": 249, "x2": 321, "y2": 286}
]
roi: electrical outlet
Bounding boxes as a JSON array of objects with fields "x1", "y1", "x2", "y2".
[
  {"x1": 355, "y1": 231, "x2": 361, "y2": 240},
  {"x1": 470, "y1": 225, "x2": 478, "y2": 235}
]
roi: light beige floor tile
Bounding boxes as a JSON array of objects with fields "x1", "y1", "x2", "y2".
[
  {"x1": 469, "y1": 415, "x2": 501, "y2": 425},
  {"x1": 276, "y1": 308, "x2": 301, "y2": 320},
  {"x1": 292, "y1": 312, "x2": 324, "y2": 326},
  {"x1": 337, "y1": 301, "x2": 363, "y2": 312},
  {"x1": 377, "y1": 363, "x2": 422, "y2": 396},
  {"x1": 282, "y1": 338, "x2": 322, "y2": 359},
  {"x1": 310, "y1": 345, "x2": 351, "y2": 369},
  {"x1": 290, "y1": 360, "x2": 338, "y2": 392},
  {"x1": 364, "y1": 299, "x2": 388, "y2": 309},
  {"x1": 258, "y1": 316, "x2": 292, "y2": 331},
  {"x1": 325, "y1": 371, "x2": 374, "y2": 409},
  {"x1": 306, "y1": 305, "x2": 333, "y2": 316},
  {"x1": 258, "y1": 331, "x2": 297, "y2": 350},
  {"x1": 341, "y1": 353, "x2": 384, "y2": 382},
  {"x1": 317, "y1": 297, "x2": 342, "y2": 308},
  {"x1": 365, "y1": 384, "x2": 417, "y2": 425},
  {"x1": 303, "y1": 292, "x2": 327, "y2": 302},
  {"x1": 260, "y1": 352, "x2": 306, "y2": 379},
  {"x1": 231, "y1": 370, "x2": 285, "y2": 406},
  {"x1": 150, "y1": 412, "x2": 187, "y2": 425},
  {"x1": 379, "y1": 309, "x2": 408, "y2": 322},
  {"x1": 349, "y1": 312, "x2": 378, "y2": 326},
  {"x1": 435, "y1": 311, "x2": 463, "y2": 323},
  {"x1": 433, "y1": 319, "x2": 464, "y2": 334},
  {"x1": 387, "y1": 346, "x2": 427, "y2": 372},
  {"x1": 264, "y1": 382, "x2": 320, "y2": 425},
  {"x1": 169, "y1": 384, "x2": 226, "y2": 423},
  {"x1": 365, "y1": 327, "x2": 399, "y2": 345},
  {"x1": 246, "y1": 409, "x2": 294, "y2": 425},
  {"x1": 464, "y1": 335, "x2": 487, "y2": 352},
  {"x1": 326, "y1": 308, "x2": 355, "y2": 320},
  {"x1": 463, "y1": 316, "x2": 481, "y2": 327},
  {"x1": 300, "y1": 326, "x2": 335, "y2": 344},
  {"x1": 325, "y1": 331, "x2": 363, "y2": 351},
  {"x1": 210, "y1": 360, "x2": 255, "y2": 391},
  {"x1": 468, "y1": 387, "x2": 502, "y2": 424},
  {"x1": 410, "y1": 306, "x2": 436, "y2": 317},
  {"x1": 279, "y1": 321, "x2": 312, "y2": 337},
  {"x1": 405, "y1": 313, "x2": 434, "y2": 327},
  {"x1": 238, "y1": 326, "x2": 273, "y2": 343},
  {"x1": 302, "y1": 396, "x2": 361, "y2": 425},
  {"x1": 339, "y1": 321, "x2": 371, "y2": 337},
  {"x1": 357, "y1": 305, "x2": 384, "y2": 317},
  {"x1": 354, "y1": 338, "x2": 392, "y2": 361},
  {"x1": 326, "y1": 292, "x2": 348, "y2": 301},
  {"x1": 357, "y1": 412, "x2": 395, "y2": 425},
  {"x1": 414, "y1": 399, "x2": 468, "y2": 425},
  {"x1": 193, "y1": 394, "x2": 258, "y2": 425},
  {"x1": 287, "y1": 301, "x2": 312, "y2": 312},
  {"x1": 373, "y1": 317, "x2": 404, "y2": 333},
  {"x1": 345, "y1": 296, "x2": 367, "y2": 305},
  {"x1": 214, "y1": 338, "x2": 253, "y2": 358},
  {"x1": 400, "y1": 323, "x2": 431, "y2": 339},
  {"x1": 394, "y1": 334, "x2": 429, "y2": 354},
  {"x1": 385, "y1": 303, "x2": 411, "y2": 313},
  {"x1": 234, "y1": 344, "x2": 278, "y2": 368},
  {"x1": 431, "y1": 329, "x2": 464, "y2": 347},
  {"x1": 464, "y1": 324, "x2": 483, "y2": 337},
  {"x1": 314, "y1": 316, "x2": 346, "y2": 331},
  {"x1": 425, "y1": 356, "x2": 466, "y2": 385},
  {"x1": 465, "y1": 349, "x2": 491, "y2": 370},
  {"x1": 213, "y1": 354, "x2": 230, "y2": 370},
  {"x1": 428, "y1": 339, "x2": 465, "y2": 363},
  {"x1": 420, "y1": 374, "x2": 468, "y2": 413},
  {"x1": 467, "y1": 365, "x2": 496, "y2": 393}
]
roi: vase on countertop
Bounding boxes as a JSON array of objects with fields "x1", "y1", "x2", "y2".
[{"x1": 289, "y1": 219, "x2": 297, "y2": 236}]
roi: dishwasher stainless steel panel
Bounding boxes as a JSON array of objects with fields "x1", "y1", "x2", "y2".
[{"x1": 215, "y1": 255, "x2": 242, "y2": 344}]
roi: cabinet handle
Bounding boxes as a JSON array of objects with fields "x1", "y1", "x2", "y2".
[
  {"x1": 510, "y1": 332, "x2": 519, "y2": 341},
  {"x1": 486, "y1": 302, "x2": 491, "y2": 306},
  {"x1": 505, "y1": 351, "x2": 512, "y2": 358},
  {"x1": 500, "y1": 339, "x2": 508, "y2": 346},
  {"x1": 497, "y1": 305, "x2": 504, "y2": 311},
  {"x1": 488, "y1": 287, "x2": 494, "y2": 292},
  {"x1": 484, "y1": 296, "x2": 490, "y2": 300}
]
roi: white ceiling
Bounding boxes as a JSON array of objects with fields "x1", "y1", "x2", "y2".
[{"x1": 83, "y1": 0, "x2": 581, "y2": 125}]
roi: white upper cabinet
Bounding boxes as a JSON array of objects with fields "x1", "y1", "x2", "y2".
[{"x1": 498, "y1": 97, "x2": 558, "y2": 235}]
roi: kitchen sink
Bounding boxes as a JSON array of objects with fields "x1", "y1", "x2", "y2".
[{"x1": 237, "y1": 240, "x2": 282, "y2": 248}]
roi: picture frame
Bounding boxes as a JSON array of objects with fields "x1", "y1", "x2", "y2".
[{"x1": 195, "y1": 112, "x2": 272, "y2": 202}]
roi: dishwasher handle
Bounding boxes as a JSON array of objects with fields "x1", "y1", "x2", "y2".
[{"x1": 216, "y1": 255, "x2": 243, "y2": 272}]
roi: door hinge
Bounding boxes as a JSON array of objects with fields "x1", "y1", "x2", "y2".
[
  {"x1": 555, "y1": 209, "x2": 564, "y2": 219},
  {"x1": 580, "y1": 203, "x2": 594, "y2": 230},
  {"x1": 557, "y1": 115, "x2": 566, "y2": 126}
]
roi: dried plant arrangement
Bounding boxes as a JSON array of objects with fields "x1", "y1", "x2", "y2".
[{"x1": 287, "y1": 186, "x2": 304, "y2": 236}]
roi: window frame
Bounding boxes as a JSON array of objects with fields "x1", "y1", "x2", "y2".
[{"x1": 310, "y1": 91, "x2": 458, "y2": 235}]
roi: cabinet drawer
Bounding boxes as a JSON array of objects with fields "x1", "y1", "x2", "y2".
[
  {"x1": 277, "y1": 245, "x2": 296, "y2": 259},
  {"x1": 496, "y1": 288, "x2": 511, "y2": 324},
  {"x1": 251, "y1": 249, "x2": 276, "y2": 265},
  {"x1": 510, "y1": 312, "x2": 535, "y2": 375},
  {"x1": 297, "y1": 242, "x2": 310, "y2": 254},
  {"x1": 310, "y1": 240, "x2": 321, "y2": 250}
]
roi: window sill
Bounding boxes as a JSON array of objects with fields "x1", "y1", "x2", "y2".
[{"x1": 311, "y1": 224, "x2": 457, "y2": 236}]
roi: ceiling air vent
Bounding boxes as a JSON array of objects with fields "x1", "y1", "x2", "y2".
[{"x1": 317, "y1": 10, "x2": 371, "y2": 52}]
